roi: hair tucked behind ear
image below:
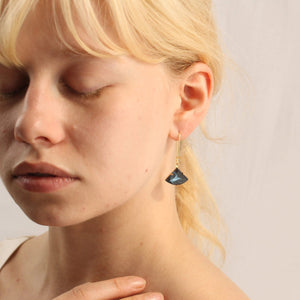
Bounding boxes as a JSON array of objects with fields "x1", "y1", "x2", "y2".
[{"x1": 0, "y1": 0, "x2": 226, "y2": 262}]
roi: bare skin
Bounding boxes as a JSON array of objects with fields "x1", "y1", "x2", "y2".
[
  {"x1": 0, "y1": 230, "x2": 249, "y2": 300},
  {"x1": 0, "y1": 3, "x2": 250, "y2": 300}
]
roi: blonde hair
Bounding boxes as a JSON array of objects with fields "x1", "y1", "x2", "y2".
[{"x1": 0, "y1": 0, "x2": 225, "y2": 260}]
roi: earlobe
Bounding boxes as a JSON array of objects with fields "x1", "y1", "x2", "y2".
[{"x1": 169, "y1": 63, "x2": 214, "y2": 140}]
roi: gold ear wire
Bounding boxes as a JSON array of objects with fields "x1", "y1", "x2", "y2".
[
  {"x1": 175, "y1": 132, "x2": 181, "y2": 168},
  {"x1": 165, "y1": 132, "x2": 188, "y2": 185}
]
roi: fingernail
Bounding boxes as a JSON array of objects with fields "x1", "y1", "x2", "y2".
[
  {"x1": 145, "y1": 293, "x2": 164, "y2": 300},
  {"x1": 128, "y1": 277, "x2": 146, "y2": 290}
]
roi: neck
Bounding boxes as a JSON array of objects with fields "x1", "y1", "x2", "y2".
[{"x1": 37, "y1": 183, "x2": 189, "y2": 296}]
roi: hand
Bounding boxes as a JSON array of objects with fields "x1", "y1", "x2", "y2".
[{"x1": 52, "y1": 276, "x2": 164, "y2": 300}]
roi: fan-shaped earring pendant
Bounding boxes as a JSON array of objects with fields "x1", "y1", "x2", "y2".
[
  {"x1": 165, "y1": 167, "x2": 188, "y2": 185},
  {"x1": 165, "y1": 132, "x2": 188, "y2": 185}
]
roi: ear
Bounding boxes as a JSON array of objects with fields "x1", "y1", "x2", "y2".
[{"x1": 169, "y1": 62, "x2": 214, "y2": 140}]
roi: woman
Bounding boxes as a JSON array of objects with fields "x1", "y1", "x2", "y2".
[{"x1": 0, "y1": 0, "x2": 250, "y2": 299}]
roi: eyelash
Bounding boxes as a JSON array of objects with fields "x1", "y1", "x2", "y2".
[
  {"x1": 0, "y1": 82, "x2": 104, "y2": 102},
  {"x1": 59, "y1": 81, "x2": 104, "y2": 100},
  {"x1": 0, "y1": 85, "x2": 28, "y2": 101}
]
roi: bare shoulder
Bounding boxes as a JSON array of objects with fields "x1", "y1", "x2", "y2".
[
  {"x1": 161, "y1": 245, "x2": 250, "y2": 300},
  {"x1": 0, "y1": 234, "x2": 45, "y2": 299}
]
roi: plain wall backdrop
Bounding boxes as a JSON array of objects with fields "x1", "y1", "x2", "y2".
[{"x1": 0, "y1": 1, "x2": 299, "y2": 299}]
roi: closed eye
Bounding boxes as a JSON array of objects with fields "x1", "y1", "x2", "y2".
[
  {"x1": 58, "y1": 80, "x2": 105, "y2": 100},
  {"x1": 0, "y1": 84, "x2": 29, "y2": 101},
  {"x1": 0, "y1": 67, "x2": 29, "y2": 102}
]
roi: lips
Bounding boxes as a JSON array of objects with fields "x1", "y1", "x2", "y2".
[
  {"x1": 13, "y1": 162, "x2": 75, "y2": 178},
  {"x1": 12, "y1": 162, "x2": 78, "y2": 192}
]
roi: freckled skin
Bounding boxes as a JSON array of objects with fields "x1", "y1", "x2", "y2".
[
  {"x1": 0, "y1": 23, "x2": 178, "y2": 227},
  {"x1": 0, "y1": 4, "x2": 250, "y2": 300}
]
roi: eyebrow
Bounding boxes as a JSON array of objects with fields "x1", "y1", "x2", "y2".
[
  {"x1": 0, "y1": 62, "x2": 26, "y2": 73},
  {"x1": 59, "y1": 45, "x2": 114, "y2": 60},
  {"x1": 60, "y1": 47, "x2": 89, "y2": 57}
]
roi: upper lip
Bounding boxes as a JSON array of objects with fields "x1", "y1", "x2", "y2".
[{"x1": 12, "y1": 162, "x2": 77, "y2": 178}]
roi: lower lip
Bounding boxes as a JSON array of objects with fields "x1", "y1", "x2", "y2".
[{"x1": 14, "y1": 175, "x2": 78, "y2": 193}]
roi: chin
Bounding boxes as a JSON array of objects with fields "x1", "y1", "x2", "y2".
[
  {"x1": 9, "y1": 191, "x2": 91, "y2": 227},
  {"x1": 21, "y1": 205, "x2": 85, "y2": 227},
  {"x1": 27, "y1": 211, "x2": 76, "y2": 227}
]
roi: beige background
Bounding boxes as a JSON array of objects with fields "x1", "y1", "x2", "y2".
[{"x1": 0, "y1": 1, "x2": 299, "y2": 299}]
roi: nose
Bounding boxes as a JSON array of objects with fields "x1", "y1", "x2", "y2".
[{"x1": 14, "y1": 82, "x2": 66, "y2": 147}]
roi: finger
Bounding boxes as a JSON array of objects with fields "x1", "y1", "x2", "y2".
[
  {"x1": 52, "y1": 276, "x2": 146, "y2": 300},
  {"x1": 122, "y1": 292, "x2": 164, "y2": 300}
]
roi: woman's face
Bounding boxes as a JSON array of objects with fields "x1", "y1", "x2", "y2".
[{"x1": 0, "y1": 8, "x2": 179, "y2": 226}]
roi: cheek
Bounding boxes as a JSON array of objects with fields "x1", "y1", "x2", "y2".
[
  {"x1": 71, "y1": 85, "x2": 169, "y2": 158},
  {"x1": 68, "y1": 88, "x2": 170, "y2": 197},
  {"x1": 0, "y1": 108, "x2": 18, "y2": 171},
  {"x1": 0, "y1": 110, "x2": 13, "y2": 143}
]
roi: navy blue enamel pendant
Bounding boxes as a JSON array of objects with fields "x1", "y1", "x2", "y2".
[{"x1": 165, "y1": 167, "x2": 188, "y2": 185}]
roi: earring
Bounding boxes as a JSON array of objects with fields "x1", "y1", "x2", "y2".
[{"x1": 165, "y1": 132, "x2": 188, "y2": 185}]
